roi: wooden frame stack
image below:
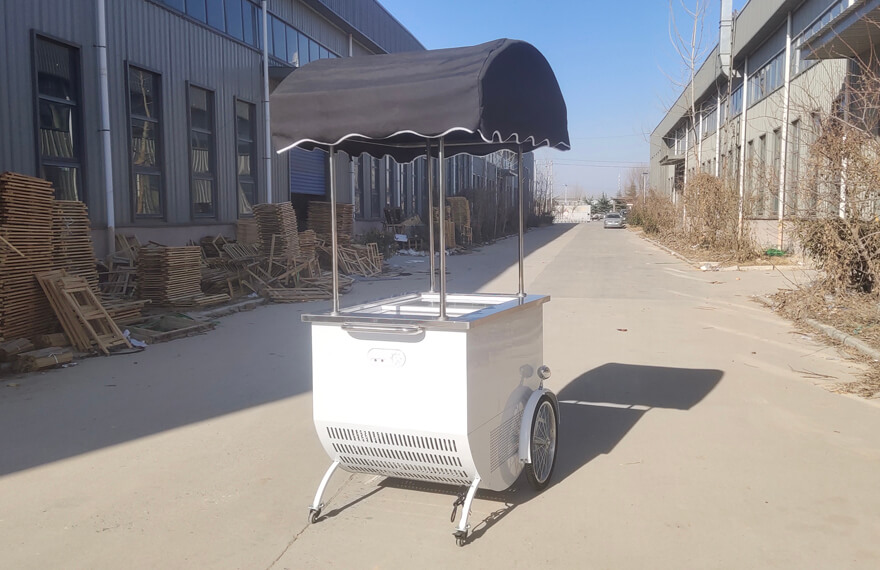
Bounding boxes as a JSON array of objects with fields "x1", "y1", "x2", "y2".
[
  {"x1": 0, "y1": 172, "x2": 57, "y2": 341},
  {"x1": 52, "y1": 200, "x2": 100, "y2": 292}
]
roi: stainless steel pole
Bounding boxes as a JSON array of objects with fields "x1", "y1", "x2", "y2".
[
  {"x1": 517, "y1": 145, "x2": 525, "y2": 298},
  {"x1": 426, "y1": 140, "x2": 436, "y2": 293},
  {"x1": 261, "y1": 1, "x2": 273, "y2": 203},
  {"x1": 96, "y1": 0, "x2": 115, "y2": 258},
  {"x1": 438, "y1": 138, "x2": 447, "y2": 320},
  {"x1": 329, "y1": 146, "x2": 340, "y2": 315}
]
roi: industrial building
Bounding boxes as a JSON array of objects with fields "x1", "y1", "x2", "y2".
[
  {"x1": 650, "y1": 0, "x2": 880, "y2": 246},
  {"x1": 0, "y1": 0, "x2": 535, "y2": 256}
]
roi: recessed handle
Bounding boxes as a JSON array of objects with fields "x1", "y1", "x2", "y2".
[{"x1": 341, "y1": 323, "x2": 424, "y2": 336}]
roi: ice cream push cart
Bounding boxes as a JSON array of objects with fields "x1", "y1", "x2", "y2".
[{"x1": 270, "y1": 39, "x2": 570, "y2": 545}]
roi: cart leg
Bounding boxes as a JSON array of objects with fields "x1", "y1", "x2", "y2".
[
  {"x1": 308, "y1": 461, "x2": 340, "y2": 524},
  {"x1": 453, "y1": 476, "x2": 481, "y2": 545}
]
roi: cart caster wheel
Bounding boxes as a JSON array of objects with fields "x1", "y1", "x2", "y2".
[
  {"x1": 453, "y1": 530, "x2": 468, "y2": 547},
  {"x1": 308, "y1": 507, "x2": 322, "y2": 524},
  {"x1": 525, "y1": 395, "x2": 559, "y2": 491}
]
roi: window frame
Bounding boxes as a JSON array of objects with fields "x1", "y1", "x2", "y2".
[
  {"x1": 186, "y1": 82, "x2": 219, "y2": 219},
  {"x1": 31, "y1": 31, "x2": 87, "y2": 203},
  {"x1": 125, "y1": 61, "x2": 166, "y2": 221},
  {"x1": 234, "y1": 96, "x2": 259, "y2": 218}
]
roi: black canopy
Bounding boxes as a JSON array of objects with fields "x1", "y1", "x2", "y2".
[{"x1": 270, "y1": 39, "x2": 570, "y2": 162}]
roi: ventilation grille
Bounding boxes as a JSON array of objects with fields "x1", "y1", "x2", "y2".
[
  {"x1": 327, "y1": 426, "x2": 470, "y2": 485},
  {"x1": 489, "y1": 410, "x2": 522, "y2": 472}
]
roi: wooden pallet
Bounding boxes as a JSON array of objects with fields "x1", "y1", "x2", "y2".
[
  {"x1": 253, "y1": 203, "x2": 300, "y2": 260},
  {"x1": 36, "y1": 270, "x2": 132, "y2": 355},
  {"x1": 0, "y1": 172, "x2": 57, "y2": 340},
  {"x1": 308, "y1": 201, "x2": 353, "y2": 245},
  {"x1": 52, "y1": 200, "x2": 99, "y2": 292},
  {"x1": 136, "y1": 246, "x2": 204, "y2": 304}
]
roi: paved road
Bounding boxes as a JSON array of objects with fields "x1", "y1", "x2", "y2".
[{"x1": 2, "y1": 223, "x2": 879, "y2": 569}]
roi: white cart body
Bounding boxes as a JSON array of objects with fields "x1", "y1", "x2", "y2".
[{"x1": 305, "y1": 292, "x2": 547, "y2": 492}]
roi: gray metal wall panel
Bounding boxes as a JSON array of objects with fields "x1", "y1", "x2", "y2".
[
  {"x1": 0, "y1": 0, "x2": 105, "y2": 225},
  {"x1": 269, "y1": 0, "x2": 349, "y2": 56},
  {"x1": 793, "y1": 0, "x2": 838, "y2": 36},
  {"x1": 108, "y1": 0, "x2": 265, "y2": 227},
  {"x1": 747, "y1": 21, "x2": 786, "y2": 73},
  {"x1": 307, "y1": 0, "x2": 422, "y2": 53}
]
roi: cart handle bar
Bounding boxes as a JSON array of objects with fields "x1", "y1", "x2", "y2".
[{"x1": 341, "y1": 324, "x2": 425, "y2": 336}]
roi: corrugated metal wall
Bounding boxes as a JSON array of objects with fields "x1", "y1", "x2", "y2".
[
  {"x1": 0, "y1": 0, "x2": 416, "y2": 237},
  {"x1": 310, "y1": 0, "x2": 423, "y2": 53},
  {"x1": 0, "y1": 1, "x2": 102, "y2": 221}
]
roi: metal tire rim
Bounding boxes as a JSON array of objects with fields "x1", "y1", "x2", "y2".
[{"x1": 531, "y1": 400, "x2": 557, "y2": 484}]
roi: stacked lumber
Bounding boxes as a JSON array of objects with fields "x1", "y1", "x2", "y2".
[
  {"x1": 36, "y1": 270, "x2": 131, "y2": 355},
  {"x1": 103, "y1": 299, "x2": 149, "y2": 326},
  {"x1": 298, "y1": 230, "x2": 317, "y2": 260},
  {"x1": 52, "y1": 200, "x2": 99, "y2": 292},
  {"x1": 13, "y1": 347, "x2": 73, "y2": 372},
  {"x1": 236, "y1": 218, "x2": 259, "y2": 245},
  {"x1": 0, "y1": 338, "x2": 35, "y2": 361},
  {"x1": 34, "y1": 333, "x2": 70, "y2": 349},
  {"x1": 446, "y1": 197, "x2": 471, "y2": 228},
  {"x1": 137, "y1": 246, "x2": 203, "y2": 304},
  {"x1": 308, "y1": 201, "x2": 354, "y2": 244},
  {"x1": 253, "y1": 203, "x2": 300, "y2": 260},
  {"x1": 0, "y1": 172, "x2": 57, "y2": 340}
]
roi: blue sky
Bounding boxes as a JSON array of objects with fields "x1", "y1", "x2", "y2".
[{"x1": 378, "y1": 0, "x2": 747, "y2": 198}]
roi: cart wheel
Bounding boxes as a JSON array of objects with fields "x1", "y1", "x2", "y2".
[
  {"x1": 454, "y1": 529, "x2": 468, "y2": 547},
  {"x1": 308, "y1": 507, "x2": 322, "y2": 524},
  {"x1": 525, "y1": 395, "x2": 558, "y2": 491}
]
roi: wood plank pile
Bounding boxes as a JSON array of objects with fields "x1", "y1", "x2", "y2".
[
  {"x1": 253, "y1": 203, "x2": 300, "y2": 260},
  {"x1": 236, "y1": 218, "x2": 259, "y2": 245},
  {"x1": 36, "y1": 270, "x2": 131, "y2": 355},
  {"x1": 136, "y1": 246, "x2": 204, "y2": 304},
  {"x1": 103, "y1": 299, "x2": 150, "y2": 326},
  {"x1": 308, "y1": 201, "x2": 354, "y2": 245},
  {"x1": 298, "y1": 230, "x2": 317, "y2": 260},
  {"x1": 13, "y1": 347, "x2": 73, "y2": 372},
  {"x1": 52, "y1": 200, "x2": 99, "y2": 292},
  {"x1": 0, "y1": 172, "x2": 57, "y2": 341},
  {"x1": 446, "y1": 197, "x2": 471, "y2": 227}
]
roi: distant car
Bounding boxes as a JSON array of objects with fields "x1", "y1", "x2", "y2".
[{"x1": 604, "y1": 212, "x2": 624, "y2": 229}]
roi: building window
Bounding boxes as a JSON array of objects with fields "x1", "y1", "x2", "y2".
[
  {"x1": 188, "y1": 85, "x2": 216, "y2": 217},
  {"x1": 235, "y1": 99, "x2": 257, "y2": 216},
  {"x1": 128, "y1": 66, "x2": 163, "y2": 218},
  {"x1": 34, "y1": 36, "x2": 84, "y2": 202}
]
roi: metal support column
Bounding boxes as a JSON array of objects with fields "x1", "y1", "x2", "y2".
[
  {"x1": 329, "y1": 146, "x2": 340, "y2": 315},
  {"x1": 517, "y1": 145, "x2": 525, "y2": 298},
  {"x1": 778, "y1": 12, "x2": 793, "y2": 249},
  {"x1": 438, "y1": 138, "x2": 447, "y2": 320},
  {"x1": 426, "y1": 140, "x2": 436, "y2": 293}
]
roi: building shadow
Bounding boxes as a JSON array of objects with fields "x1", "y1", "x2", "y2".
[{"x1": 362, "y1": 362, "x2": 722, "y2": 544}]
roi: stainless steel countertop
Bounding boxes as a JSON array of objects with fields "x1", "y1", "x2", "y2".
[{"x1": 302, "y1": 292, "x2": 550, "y2": 331}]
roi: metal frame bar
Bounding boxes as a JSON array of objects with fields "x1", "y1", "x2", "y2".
[
  {"x1": 517, "y1": 145, "x2": 525, "y2": 298},
  {"x1": 309, "y1": 460, "x2": 340, "y2": 515},
  {"x1": 329, "y1": 145, "x2": 340, "y2": 314},
  {"x1": 438, "y1": 138, "x2": 447, "y2": 319},
  {"x1": 454, "y1": 476, "x2": 481, "y2": 535},
  {"x1": 426, "y1": 139, "x2": 436, "y2": 293}
]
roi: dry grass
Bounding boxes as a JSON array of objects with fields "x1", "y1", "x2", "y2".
[
  {"x1": 629, "y1": 175, "x2": 760, "y2": 265},
  {"x1": 772, "y1": 284, "x2": 880, "y2": 398}
]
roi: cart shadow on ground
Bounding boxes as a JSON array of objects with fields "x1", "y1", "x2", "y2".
[{"x1": 342, "y1": 362, "x2": 722, "y2": 545}]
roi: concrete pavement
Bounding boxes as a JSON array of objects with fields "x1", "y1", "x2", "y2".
[{"x1": 2, "y1": 223, "x2": 879, "y2": 569}]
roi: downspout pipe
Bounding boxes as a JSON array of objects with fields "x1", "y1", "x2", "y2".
[
  {"x1": 97, "y1": 0, "x2": 115, "y2": 257},
  {"x1": 778, "y1": 12, "x2": 793, "y2": 249},
  {"x1": 262, "y1": 1, "x2": 273, "y2": 203},
  {"x1": 738, "y1": 57, "x2": 749, "y2": 238}
]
